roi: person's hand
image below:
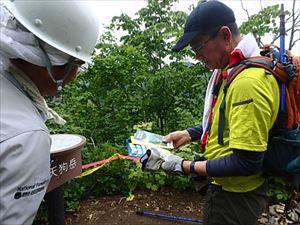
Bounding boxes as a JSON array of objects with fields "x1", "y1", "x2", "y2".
[
  {"x1": 161, "y1": 154, "x2": 184, "y2": 175},
  {"x1": 163, "y1": 130, "x2": 192, "y2": 149},
  {"x1": 140, "y1": 148, "x2": 185, "y2": 175},
  {"x1": 140, "y1": 148, "x2": 164, "y2": 171}
]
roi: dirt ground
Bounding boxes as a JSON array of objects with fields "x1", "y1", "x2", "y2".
[
  {"x1": 65, "y1": 188, "x2": 205, "y2": 225},
  {"x1": 64, "y1": 187, "x2": 300, "y2": 225}
]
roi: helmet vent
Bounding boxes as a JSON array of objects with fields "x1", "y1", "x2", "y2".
[
  {"x1": 34, "y1": 18, "x2": 43, "y2": 27},
  {"x1": 75, "y1": 46, "x2": 82, "y2": 52}
]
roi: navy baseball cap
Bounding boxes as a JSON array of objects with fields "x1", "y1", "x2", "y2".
[{"x1": 172, "y1": 1, "x2": 236, "y2": 52}]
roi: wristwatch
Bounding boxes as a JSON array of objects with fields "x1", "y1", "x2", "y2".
[{"x1": 190, "y1": 160, "x2": 198, "y2": 176}]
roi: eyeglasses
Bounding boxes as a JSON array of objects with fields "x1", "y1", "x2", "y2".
[{"x1": 190, "y1": 28, "x2": 220, "y2": 54}]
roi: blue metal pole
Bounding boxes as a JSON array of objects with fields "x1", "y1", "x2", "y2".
[
  {"x1": 137, "y1": 210, "x2": 204, "y2": 223},
  {"x1": 279, "y1": 4, "x2": 286, "y2": 113}
]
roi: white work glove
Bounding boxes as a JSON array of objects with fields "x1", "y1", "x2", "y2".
[
  {"x1": 140, "y1": 147, "x2": 184, "y2": 175},
  {"x1": 140, "y1": 148, "x2": 164, "y2": 171},
  {"x1": 161, "y1": 154, "x2": 185, "y2": 175}
]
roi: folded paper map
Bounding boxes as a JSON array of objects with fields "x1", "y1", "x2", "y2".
[
  {"x1": 131, "y1": 129, "x2": 173, "y2": 149},
  {"x1": 127, "y1": 129, "x2": 173, "y2": 157}
]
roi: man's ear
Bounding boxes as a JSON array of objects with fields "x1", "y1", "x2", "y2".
[{"x1": 220, "y1": 26, "x2": 232, "y2": 42}]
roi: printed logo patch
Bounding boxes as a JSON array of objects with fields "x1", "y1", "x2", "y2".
[{"x1": 14, "y1": 180, "x2": 47, "y2": 199}]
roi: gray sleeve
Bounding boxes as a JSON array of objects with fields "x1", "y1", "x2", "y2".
[{"x1": 0, "y1": 131, "x2": 51, "y2": 225}]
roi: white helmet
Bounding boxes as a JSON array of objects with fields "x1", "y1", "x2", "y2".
[{"x1": 4, "y1": 0, "x2": 100, "y2": 63}]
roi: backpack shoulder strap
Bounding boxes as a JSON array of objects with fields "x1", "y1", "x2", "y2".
[
  {"x1": 228, "y1": 56, "x2": 287, "y2": 84},
  {"x1": 218, "y1": 56, "x2": 284, "y2": 145}
]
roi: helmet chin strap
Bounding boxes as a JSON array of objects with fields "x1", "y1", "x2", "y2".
[{"x1": 37, "y1": 38, "x2": 75, "y2": 101}]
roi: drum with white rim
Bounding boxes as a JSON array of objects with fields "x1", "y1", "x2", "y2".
[
  {"x1": 47, "y1": 134, "x2": 86, "y2": 192},
  {"x1": 50, "y1": 134, "x2": 86, "y2": 155}
]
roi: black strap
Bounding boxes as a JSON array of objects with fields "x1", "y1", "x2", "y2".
[
  {"x1": 212, "y1": 79, "x2": 223, "y2": 96},
  {"x1": 217, "y1": 57, "x2": 283, "y2": 146},
  {"x1": 241, "y1": 58, "x2": 275, "y2": 68},
  {"x1": 190, "y1": 160, "x2": 197, "y2": 175},
  {"x1": 218, "y1": 86, "x2": 228, "y2": 145},
  {"x1": 37, "y1": 38, "x2": 76, "y2": 101}
]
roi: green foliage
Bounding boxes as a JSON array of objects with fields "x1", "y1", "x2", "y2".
[
  {"x1": 110, "y1": 0, "x2": 190, "y2": 69},
  {"x1": 64, "y1": 180, "x2": 86, "y2": 210},
  {"x1": 139, "y1": 171, "x2": 168, "y2": 191},
  {"x1": 33, "y1": 201, "x2": 48, "y2": 225},
  {"x1": 267, "y1": 177, "x2": 291, "y2": 202},
  {"x1": 38, "y1": 0, "x2": 298, "y2": 218},
  {"x1": 240, "y1": 5, "x2": 280, "y2": 39},
  {"x1": 167, "y1": 175, "x2": 193, "y2": 190},
  {"x1": 59, "y1": 151, "x2": 193, "y2": 212},
  {"x1": 239, "y1": 4, "x2": 295, "y2": 48},
  {"x1": 47, "y1": 0, "x2": 206, "y2": 142}
]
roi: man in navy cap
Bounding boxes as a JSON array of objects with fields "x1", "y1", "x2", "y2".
[{"x1": 141, "y1": 1, "x2": 280, "y2": 224}]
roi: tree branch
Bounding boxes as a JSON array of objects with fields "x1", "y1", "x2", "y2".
[
  {"x1": 294, "y1": 21, "x2": 300, "y2": 27},
  {"x1": 240, "y1": 0, "x2": 250, "y2": 19},
  {"x1": 271, "y1": 34, "x2": 280, "y2": 45},
  {"x1": 291, "y1": 37, "x2": 300, "y2": 49},
  {"x1": 289, "y1": 0, "x2": 297, "y2": 49},
  {"x1": 259, "y1": 0, "x2": 263, "y2": 10},
  {"x1": 271, "y1": 29, "x2": 299, "y2": 48},
  {"x1": 239, "y1": 0, "x2": 264, "y2": 47},
  {"x1": 285, "y1": 9, "x2": 300, "y2": 23}
]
